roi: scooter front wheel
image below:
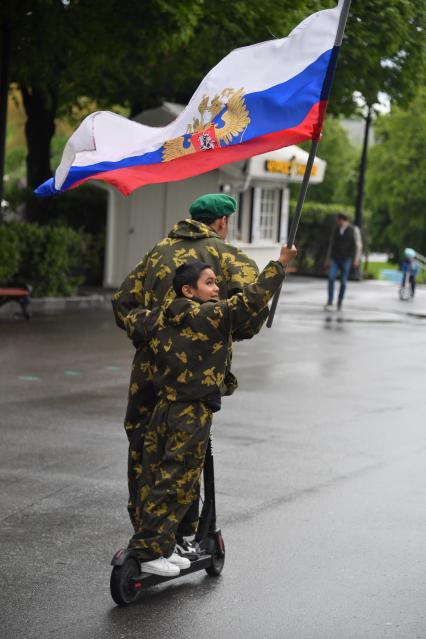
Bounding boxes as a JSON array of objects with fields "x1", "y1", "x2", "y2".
[
  {"x1": 205, "y1": 532, "x2": 225, "y2": 576},
  {"x1": 399, "y1": 285, "x2": 411, "y2": 301},
  {"x1": 110, "y1": 557, "x2": 141, "y2": 606}
]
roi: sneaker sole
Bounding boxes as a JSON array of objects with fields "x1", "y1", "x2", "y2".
[
  {"x1": 168, "y1": 560, "x2": 190, "y2": 570},
  {"x1": 141, "y1": 566, "x2": 180, "y2": 577}
]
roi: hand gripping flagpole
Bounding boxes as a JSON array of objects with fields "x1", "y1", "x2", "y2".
[{"x1": 267, "y1": 0, "x2": 352, "y2": 328}]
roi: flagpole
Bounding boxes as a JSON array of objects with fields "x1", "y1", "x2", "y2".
[
  {"x1": 266, "y1": 0, "x2": 352, "y2": 328},
  {"x1": 266, "y1": 139, "x2": 319, "y2": 327}
]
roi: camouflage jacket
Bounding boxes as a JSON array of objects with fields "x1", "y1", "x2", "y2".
[
  {"x1": 112, "y1": 219, "x2": 268, "y2": 342},
  {"x1": 123, "y1": 260, "x2": 285, "y2": 410}
]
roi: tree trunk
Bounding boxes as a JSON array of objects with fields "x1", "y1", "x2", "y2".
[
  {"x1": 21, "y1": 85, "x2": 57, "y2": 191},
  {"x1": 354, "y1": 105, "x2": 372, "y2": 229},
  {"x1": 0, "y1": 20, "x2": 11, "y2": 206}
]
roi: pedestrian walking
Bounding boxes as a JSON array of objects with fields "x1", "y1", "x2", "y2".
[{"x1": 324, "y1": 213, "x2": 362, "y2": 311}]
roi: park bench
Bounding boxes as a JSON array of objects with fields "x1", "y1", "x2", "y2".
[{"x1": 0, "y1": 286, "x2": 31, "y2": 319}]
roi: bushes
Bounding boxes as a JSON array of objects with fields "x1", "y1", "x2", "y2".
[
  {"x1": 0, "y1": 223, "x2": 21, "y2": 282},
  {"x1": 0, "y1": 222, "x2": 90, "y2": 297},
  {"x1": 290, "y1": 201, "x2": 355, "y2": 275}
]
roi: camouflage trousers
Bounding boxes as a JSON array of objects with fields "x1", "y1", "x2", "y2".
[
  {"x1": 127, "y1": 399, "x2": 212, "y2": 560},
  {"x1": 126, "y1": 345, "x2": 200, "y2": 534}
]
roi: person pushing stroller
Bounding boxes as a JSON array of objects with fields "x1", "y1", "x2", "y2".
[{"x1": 121, "y1": 243, "x2": 297, "y2": 576}]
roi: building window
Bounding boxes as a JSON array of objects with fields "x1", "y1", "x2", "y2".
[{"x1": 251, "y1": 187, "x2": 280, "y2": 243}]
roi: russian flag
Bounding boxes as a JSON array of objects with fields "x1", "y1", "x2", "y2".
[{"x1": 36, "y1": 1, "x2": 347, "y2": 198}]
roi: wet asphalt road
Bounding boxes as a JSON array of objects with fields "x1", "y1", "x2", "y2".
[{"x1": 1, "y1": 278, "x2": 426, "y2": 639}]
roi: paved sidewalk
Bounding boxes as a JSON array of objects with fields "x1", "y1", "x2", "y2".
[
  {"x1": 276, "y1": 275, "x2": 426, "y2": 323},
  {"x1": 1, "y1": 277, "x2": 424, "y2": 321},
  {"x1": 1, "y1": 277, "x2": 426, "y2": 638},
  {"x1": 0, "y1": 289, "x2": 112, "y2": 318}
]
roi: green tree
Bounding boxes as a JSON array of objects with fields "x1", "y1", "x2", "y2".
[
  {"x1": 331, "y1": 0, "x2": 426, "y2": 227},
  {"x1": 1, "y1": 0, "x2": 203, "y2": 192},
  {"x1": 146, "y1": 0, "x2": 330, "y2": 110},
  {"x1": 333, "y1": 1, "x2": 426, "y2": 116},
  {"x1": 2, "y1": 0, "x2": 425, "y2": 213},
  {"x1": 365, "y1": 90, "x2": 426, "y2": 257},
  {"x1": 304, "y1": 117, "x2": 357, "y2": 206}
]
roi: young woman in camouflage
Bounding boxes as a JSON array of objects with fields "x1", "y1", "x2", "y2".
[
  {"x1": 112, "y1": 194, "x2": 268, "y2": 534},
  {"x1": 121, "y1": 243, "x2": 297, "y2": 576}
]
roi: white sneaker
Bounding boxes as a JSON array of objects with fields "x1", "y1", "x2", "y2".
[
  {"x1": 167, "y1": 551, "x2": 191, "y2": 569},
  {"x1": 141, "y1": 556, "x2": 180, "y2": 577},
  {"x1": 324, "y1": 304, "x2": 333, "y2": 311}
]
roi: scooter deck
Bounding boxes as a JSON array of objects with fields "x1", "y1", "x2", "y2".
[{"x1": 130, "y1": 554, "x2": 213, "y2": 590}]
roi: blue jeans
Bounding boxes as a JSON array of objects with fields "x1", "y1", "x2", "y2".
[{"x1": 328, "y1": 258, "x2": 352, "y2": 306}]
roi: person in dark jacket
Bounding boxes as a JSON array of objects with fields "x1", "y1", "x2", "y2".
[
  {"x1": 122, "y1": 243, "x2": 297, "y2": 576},
  {"x1": 112, "y1": 194, "x2": 268, "y2": 539},
  {"x1": 324, "y1": 213, "x2": 362, "y2": 311}
]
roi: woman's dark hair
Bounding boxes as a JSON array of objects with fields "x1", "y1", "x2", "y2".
[{"x1": 173, "y1": 261, "x2": 212, "y2": 296}]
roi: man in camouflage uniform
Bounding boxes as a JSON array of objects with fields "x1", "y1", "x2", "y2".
[
  {"x1": 112, "y1": 194, "x2": 268, "y2": 534},
  {"x1": 122, "y1": 244, "x2": 297, "y2": 575}
]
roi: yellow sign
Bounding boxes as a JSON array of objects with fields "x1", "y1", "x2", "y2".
[{"x1": 265, "y1": 159, "x2": 318, "y2": 177}]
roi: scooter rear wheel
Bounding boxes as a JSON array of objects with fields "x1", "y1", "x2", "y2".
[{"x1": 110, "y1": 557, "x2": 140, "y2": 606}]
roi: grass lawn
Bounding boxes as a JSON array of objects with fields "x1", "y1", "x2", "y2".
[{"x1": 363, "y1": 261, "x2": 398, "y2": 280}]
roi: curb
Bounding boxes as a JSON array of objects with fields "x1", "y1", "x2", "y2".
[{"x1": 0, "y1": 292, "x2": 111, "y2": 318}]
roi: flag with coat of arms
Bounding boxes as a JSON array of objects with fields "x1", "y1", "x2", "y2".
[{"x1": 35, "y1": 1, "x2": 349, "y2": 198}]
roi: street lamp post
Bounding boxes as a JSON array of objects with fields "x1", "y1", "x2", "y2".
[{"x1": 354, "y1": 104, "x2": 372, "y2": 229}]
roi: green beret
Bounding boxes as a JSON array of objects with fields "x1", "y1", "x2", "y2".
[{"x1": 189, "y1": 194, "x2": 237, "y2": 220}]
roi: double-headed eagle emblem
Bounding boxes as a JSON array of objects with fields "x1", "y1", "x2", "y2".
[{"x1": 163, "y1": 88, "x2": 250, "y2": 162}]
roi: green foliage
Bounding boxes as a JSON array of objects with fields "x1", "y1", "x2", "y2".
[
  {"x1": 151, "y1": 1, "x2": 330, "y2": 108},
  {"x1": 84, "y1": 231, "x2": 106, "y2": 286},
  {"x1": 0, "y1": 223, "x2": 21, "y2": 281},
  {"x1": 0, "y1": 222, "x2": 90, "y2": 296},
  {"x1": 365, "y1": 90, "x2": 426, "y2": 257},
  {"x1": 291, "y1": 201, "x2": 354, "y2": 274},
  {"x1": 3, "y1": 0, "x2": 205, "y2": 188},
  {"x1": 23, "y1": 183, "x2": 107, "y2": 235},
  {"x1": 3, "y1": 0, "x2": 425, "y2": 219},
  {"x1": 332, "y1": 0, "x2": 426, "y2": 115},
  {"x1": 3, "y1": 176, "x2": 26, "y2": 211},
  {"x1": 50, "y1": 134, "x2": 68, "y2": 171},
  {"x1": 5, "y1": 146, "x2": 26, "y2": 176},
  {"x1": 298, "y1": 117, "x2": 358, "y2": 205}
]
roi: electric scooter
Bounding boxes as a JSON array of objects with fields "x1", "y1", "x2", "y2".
[{"x1": 110, "y1": 438, "x2": 225, "y2": 606}]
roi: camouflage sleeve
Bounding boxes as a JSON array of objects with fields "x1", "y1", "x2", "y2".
[
  {"x1": 111, "y1": 254, "x2": 149, "y2": 331},
  {"x1": 223, "y1": 261, "x2": 285, "y2": 334},
  {"x1": 219, "y1": 246, "x2": 259, "y2": 292},
  {"x1": 121, "y1": 307, "x2": 160, "y2": 343},
  {"x1": 219, "y1": 245, "x2": 268, "y2": 340}
]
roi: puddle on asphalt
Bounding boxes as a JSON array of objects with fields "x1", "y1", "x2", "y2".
[
  {"x1": 323, "y1": 316, "x2": 403, "y2": 324},
  {"x1": 275, "y1": 304, "x2": 426, "y2": 326}
]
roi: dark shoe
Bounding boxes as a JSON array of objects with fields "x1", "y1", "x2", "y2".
[{"x1": 175, "y1": 538, "x2": 201, "y2": 561}]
